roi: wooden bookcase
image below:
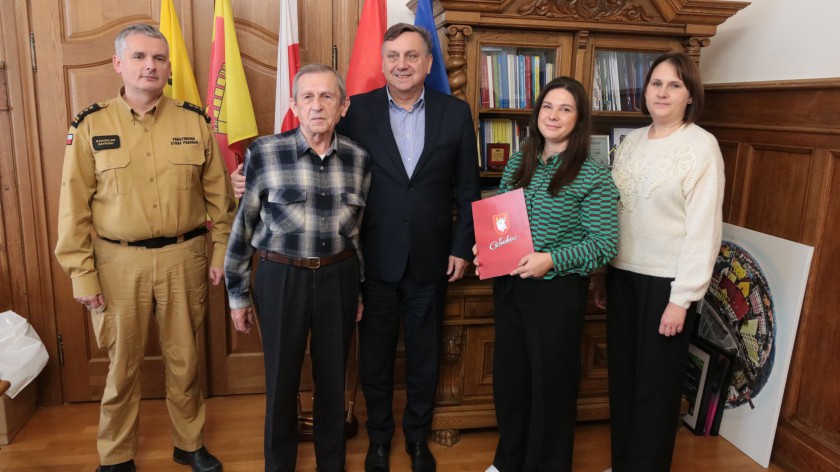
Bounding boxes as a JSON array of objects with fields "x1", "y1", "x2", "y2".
[{"x1": 408, "y1": 0, "x2": 748, "y2": 445}]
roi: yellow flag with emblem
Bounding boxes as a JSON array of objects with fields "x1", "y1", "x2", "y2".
[
  {"x1": 206, "y1": 0, "x2": 258, "y2": 173},
  {"x1": 160, "y1": 0, "x2": 201, "y2": 105}
]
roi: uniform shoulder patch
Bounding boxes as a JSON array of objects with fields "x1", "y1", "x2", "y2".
[
  {"x1": 179, "y1": 101, "x2": 211, "y2": 124},
  {"x1": 70, "y1": 103, "x2": 105, "y2": 128}
]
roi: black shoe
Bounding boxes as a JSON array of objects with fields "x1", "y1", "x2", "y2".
[
  {"x1": 173, "y1": 446, "x2": 222, "y2": 472},
  {"x1": 96, "y1": 460, "x2": 136, "y2": 472},
  {"x1": 364, "y1": 441, "x2": 391, "y2": 472},
  {"x1": 405, "y1": 441, "x2": 436, "y2": 472}
]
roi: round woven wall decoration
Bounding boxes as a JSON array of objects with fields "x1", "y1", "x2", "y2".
[{"x1": 696, "y1": 241, "x2": 775, "y2": 409}]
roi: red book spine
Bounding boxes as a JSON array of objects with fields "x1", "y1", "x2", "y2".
[{"x1": 525, "y1": 57, "x2": 533, "y2": 109}]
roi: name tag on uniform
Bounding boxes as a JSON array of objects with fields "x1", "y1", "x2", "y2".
[
  {"x1": 92, "y1": 135, "x2": 121, "y2": 151},
  {"x1": 171, "y1": 136, "x2": 200, "y2": 145}
]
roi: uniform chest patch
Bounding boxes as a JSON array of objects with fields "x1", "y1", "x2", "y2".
[
  {"x1": 171, "y1": 136, "x2": 200, "y2": 145},
  {"x1": 92, "y1": 135, "x2": 121, "y2": 151}
]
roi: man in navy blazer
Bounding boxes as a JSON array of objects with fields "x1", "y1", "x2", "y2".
[{"x1": 341, "y1": 23, "x2": 480, "y2": 472}]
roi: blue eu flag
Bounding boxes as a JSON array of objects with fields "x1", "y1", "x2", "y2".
[{"x1": 414, "y1": 0, "x2": 451, "y2": 94}]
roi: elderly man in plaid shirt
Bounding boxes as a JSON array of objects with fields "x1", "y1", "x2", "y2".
[{"x1": 224, "y1": 63, "x2": 371, "y2": 472}]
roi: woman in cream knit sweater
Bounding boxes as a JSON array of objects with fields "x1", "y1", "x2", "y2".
[{"x1": 596, "y1": 52, "x2": 725, "y2": 472}]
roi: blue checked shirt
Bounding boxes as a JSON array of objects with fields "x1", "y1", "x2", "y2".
[
  {"x1": 224, "y1": 129, "x2": 371, "y2": 309},
  {"x1": 387, "y1": 87, "x2": 425, "y2": 177}
]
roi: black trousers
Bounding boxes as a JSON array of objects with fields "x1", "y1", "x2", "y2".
[
  {"x1": 253, "y1": 255, "x2": 360, "y2": 472},
  {"x1": 606, "y1": 267, "x2": 696, "y2": 472},
  {"x1": 492, "y1": 274, "x2": 589, "y2": 472},
  {"x1": 359, "y1": 265, "x2": 447, "y2": 443}
]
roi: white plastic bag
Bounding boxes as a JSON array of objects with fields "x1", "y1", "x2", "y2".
[{"x1": 0, "y1": 310, "x2": 49, "y2": 398}]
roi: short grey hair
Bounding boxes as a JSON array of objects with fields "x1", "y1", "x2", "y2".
[
  {"x1": 114, "y1": 24, "x2": 169, "y2": 58},
  {"x1": 381, "y1": 23, "x2": 433, "y2": 56},
  {"x1": 292, "y1": 64, "x2": 347, "y2": 102}
]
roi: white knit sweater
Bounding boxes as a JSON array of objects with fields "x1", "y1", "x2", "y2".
[{"x1": 610, "y1": 123, "x2": 724, "y2": 308}]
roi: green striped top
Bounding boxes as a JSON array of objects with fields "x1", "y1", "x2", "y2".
[{"x1": 499, "y1": 151, "x2": 620, "y2": 279}]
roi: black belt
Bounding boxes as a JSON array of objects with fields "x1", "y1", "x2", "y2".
[
  {"x1": 101, "y1": 227, "x2": 207, "y2": 249},
  {"x1": 259, "y1": 249, "x2": 355, "y2": 269}
]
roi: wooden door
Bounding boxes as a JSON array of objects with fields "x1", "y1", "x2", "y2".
[
  {"x1": 192, "y1": 0, "x2": 358, "y2": 396},
  {"x1": 31, "y1": 0, "x2": 178, "y2": 403},
  {"x1": 30, "y1": 0, "x2": 352, "y2": 402}
]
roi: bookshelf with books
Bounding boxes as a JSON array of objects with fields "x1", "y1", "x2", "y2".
[
  {"x1": 472, "y1": 31, "x2": 574, "y2": 175},
  {"x1": 406, "y1": 0, "x2": 747, "y2": 446},
  {"x1": 583, "y1": 35, "x2": 681, "y2": 120},
  {"x1": 479, "y1": 46, "x2": 556, "y2": 111},
  {"x1": 591, "y1": 50, "x2": 661, "y2": 113}
]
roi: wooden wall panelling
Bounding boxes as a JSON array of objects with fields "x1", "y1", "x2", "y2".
[
  {"x1": 702, "y1": 80, "x2": 840, "y2": 471},
  {"x1": 717, "y1": 140, "x2": 739, "y2": 223},
  {"x1": 773, "y1": 149, "x2": 840, "y2": 471},
  {"x1": 741, "y1": 145, "x2": 814, "y2": 241}
]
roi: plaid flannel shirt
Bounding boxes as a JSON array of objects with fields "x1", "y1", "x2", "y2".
[{"x1": 224, "y1": 129, "x2": 371, "y2": 309}]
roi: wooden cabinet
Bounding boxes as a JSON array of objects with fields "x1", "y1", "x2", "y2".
[
  {"x1": 419, "y1": 0, "x2": 747, "y2": 444},
  {"x1": 433, "y1": 276, "x2": 610, "y2": 445}
]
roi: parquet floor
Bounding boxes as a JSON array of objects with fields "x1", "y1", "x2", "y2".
[{"x1": 0, "y1": 393, "x2": 785, "y2": 471}]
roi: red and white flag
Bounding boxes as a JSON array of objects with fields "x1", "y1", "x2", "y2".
[
  {"x1": 346, "y1": 0, "x2": 387, "y2": 96},
  {"x1": 275, "y1": 0, "x2": 300, "y2": 133}
]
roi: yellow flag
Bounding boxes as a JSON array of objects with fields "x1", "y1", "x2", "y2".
[
  {"x1": 206, "y1": 0, "x2": 258, "y2": 172},
  {"x1": 159, "y1": 0, "x2": 201, "y2": 105}
]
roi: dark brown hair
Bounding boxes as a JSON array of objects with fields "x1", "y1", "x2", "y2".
[
  {"x1": 381, "y1": 23, "x2": 432, "y2": 56},
  {"x1": 511, "y1": 76, "x2": 592, "y2": 196},
  {"x1": 640, "y1": 52, "x2": 704, "y2": 124}
]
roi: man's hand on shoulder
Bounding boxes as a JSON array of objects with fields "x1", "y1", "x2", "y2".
[
  {"x1": 231, "y1": 163, "x2": 245, "y2": 199},
  {"x1": 230, "y1": 164, "x2": 245, "y2": 198}
]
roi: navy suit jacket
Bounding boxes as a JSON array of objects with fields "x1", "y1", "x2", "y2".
[{"x1": 338, "y1": 87, "x2": 481, "y2": 284}]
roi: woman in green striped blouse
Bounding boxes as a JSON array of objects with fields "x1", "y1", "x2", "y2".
[{"x1": 475, "y1": 76, "x2": 619, "y2": 472}]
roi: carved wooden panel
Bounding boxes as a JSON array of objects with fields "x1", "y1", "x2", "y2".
[
  {"x1": 462, "y1": 325, "x2": 495, "y2": 398},
  {"x1": 60, "y1": 0, "x2": 159, "y2": 37},
  {"x1": 436, "y1": 0, "x2": 746, "y2": 26},
  {"x1": 580, "y1": 317, "x2": 608, "y2": 387},
  {"x1": 518, "y1": 0, "x2": 654, "y2": 22},
  {"x1": 66, "y1": 64, "x2": 122, "y2": 113},
  {"x1": 437, "y1": 325, "x2": 465, "y2": 405},
  {"x1": 464, "y1": 298, "x2": 494, "y2": 318}
]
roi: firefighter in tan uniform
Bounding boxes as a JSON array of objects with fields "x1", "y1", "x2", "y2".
[{"x1": 54, "y1": 24, "x2": 234, "y2": 472}]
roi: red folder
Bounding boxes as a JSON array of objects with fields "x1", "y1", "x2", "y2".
[{"x1": 472, "y1": 188, "x2": 534, "y2": 279}]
